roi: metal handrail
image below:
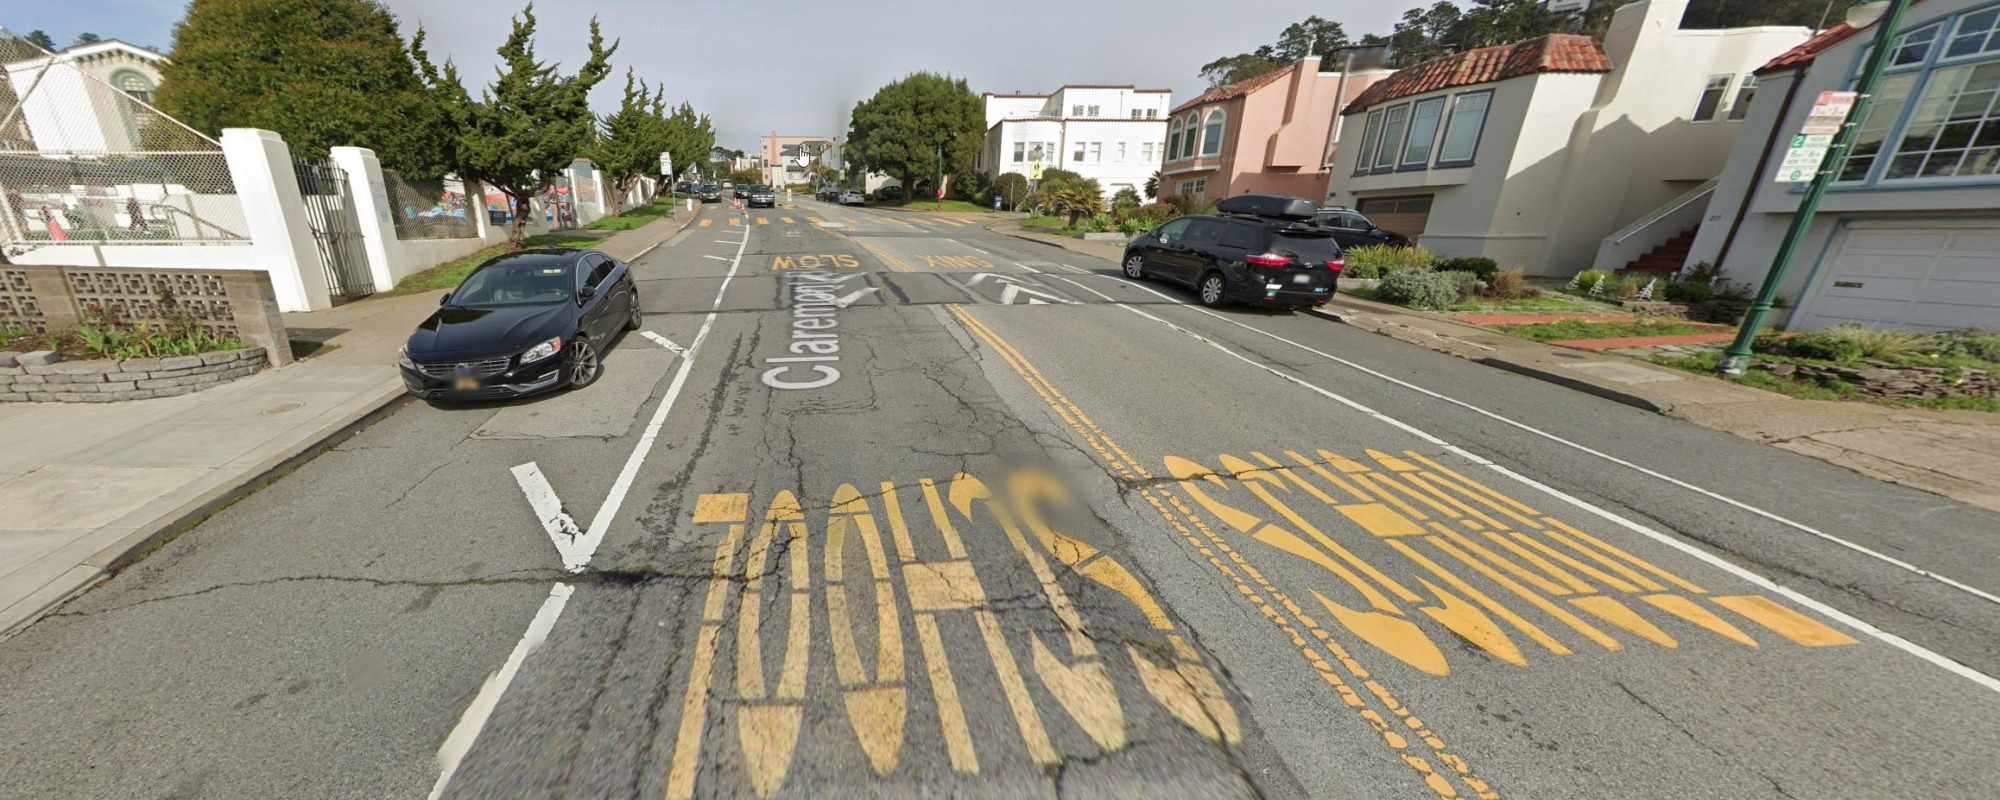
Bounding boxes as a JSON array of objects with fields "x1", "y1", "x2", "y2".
[{"x1": 1609, "y1": 178, "x2": 1717, "y2": 246}]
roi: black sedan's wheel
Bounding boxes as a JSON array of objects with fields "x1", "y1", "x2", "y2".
[
  {"x1": 625, "y1": 293, "x2": 642, "y2": 331},
  {"x1": 1199, "y1": 272, "x2": 1228, "y2": 308},
  {"x1": 1122, "y1": 254, "x2": 1147, "y2": 280},
  {"x1": 568, "y1": 337, "x2": 601, "y2": 390}
]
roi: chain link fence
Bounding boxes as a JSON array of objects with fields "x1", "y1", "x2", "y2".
[
  {"x1": 0, "y1": 27, "x2": 248, "y2": 250},
  {"x1": 382, "y1": 168, "x2": 476, "y2": 240}
]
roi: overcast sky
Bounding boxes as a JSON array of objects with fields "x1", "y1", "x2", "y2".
[{"x1": 11, "y1": 0, "x2": 1429, "y2": 149}]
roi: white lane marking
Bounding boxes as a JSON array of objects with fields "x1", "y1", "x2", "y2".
[
  {"x1": 1050, "y1": 275, "x2": 2000, "y2": 693},
  {"x1": 950, "y1": 239, "x2": 993, "y2": 255},
  {"x1": 831, "y1": 288, "x2": 878, "y2": 308},
  {"x1": 1013, "y1": 262, "x2": 1043, "y2": 274},
  {"x1": 715, "y1": 239, "x2": 743, "y2": 245},
  {"x1": 642, "y1": 331, "x2": 687, "y2": 355},
  {"x1": 1107, "y1": 277, "x2": 2000, "y2": 611},
  {"x1": 511, "y1": 463, "x2": 589, "y2": 571},
  {"x1": 702, "y1": 255, "x2": 731, "y2": 262},
  {"x1": 428, "y1": 218, "x2": 754, "y2": 796},
  {"x1": 427, "y1": 582, "x2": 574, "y2": 799}
]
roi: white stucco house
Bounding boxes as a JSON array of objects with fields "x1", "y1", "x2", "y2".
[
  {"x1": 2, "y1": 39, "x2": 167, "y2": 154},
  {"x1": 1688, "y1": 0, "x2": 2000, "y2": 331},
  {"x1": 1325, "y1": 0, "x2": 1811, "y2": 277},
  {"x1": 978, "y1": 85, "x2": 1173, "y2": 200}
]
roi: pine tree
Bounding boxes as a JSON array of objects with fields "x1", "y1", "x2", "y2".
[
  {"x1": 153, "y1": 0, "x2": 450, "y2": 179},
  {"x1": 592, "y1": 70, "x2": 669, "y2": 216},
  {"x1": 414, "y1": 5, "x2": 617, "y2": 248}
]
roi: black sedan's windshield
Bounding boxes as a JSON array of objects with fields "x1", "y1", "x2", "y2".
[{"x1": 451, "y1": 260, "x2": 573, "y2": 307}]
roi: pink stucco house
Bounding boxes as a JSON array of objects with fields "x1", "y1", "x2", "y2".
[{"x1": 1157, "y1": 56, "x2": 1393, "y2": 204}]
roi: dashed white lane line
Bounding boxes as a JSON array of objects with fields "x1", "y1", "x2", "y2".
[
  {"x1": 642, "y1": 331, "x2": 687, "y2": 355},
  {"x1": 1049, "y1": 274, "x2": 2000, "y2": 694},
  {"x1": 427, "y1": 583, "x2": 572, "y2": 799}
]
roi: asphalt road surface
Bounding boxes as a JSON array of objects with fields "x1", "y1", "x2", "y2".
[{"x1": 3, "y1": 199, "x2": 1998, "y2": 800}]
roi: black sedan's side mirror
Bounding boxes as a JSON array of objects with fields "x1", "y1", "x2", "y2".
[
  {"x1": 578, "y1": 285, "x2": 598, "y2": 301},
  {"x1": 439, "y1": 292, "x2": 452, "y2": 305}
]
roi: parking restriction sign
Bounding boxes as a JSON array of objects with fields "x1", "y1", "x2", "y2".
[{"x1": 1775, "y1": 91, "x2": 1857, "y2": 182}]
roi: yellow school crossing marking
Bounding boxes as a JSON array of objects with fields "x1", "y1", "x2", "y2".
[
  {"x1": 781, "y1": 216, "x2": 796, "y2": 224},
  {"x1": 917, "y1": 255, "x2": 993, "y2": 269},
  {"x1": 808, "y1": 217, "x2": 825, "y2": 224},
  {"x1": 698, "y1": 219, "x2": 712, "y2": 228},
  {"x1": 729, "y1": 217, "x2": 742, "y2": 227},
  {"x1": 757, "y1": 217, "x2": 770, "y2": 225},
  {"x1": 663, "y1": 469, "x2": 1237, "y2": 797}
]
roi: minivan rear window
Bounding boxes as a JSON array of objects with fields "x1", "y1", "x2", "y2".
[
  {"x1": 1270, "y1": 232, "x2": 1342, "y2": 265},
  {"x1": 1219, "y1": 222, "x2": 1264, "y2": 250}
]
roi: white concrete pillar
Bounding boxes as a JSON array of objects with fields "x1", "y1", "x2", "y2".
[
  {"x1": 329, "y1": 146, "x2": 399, "y2": 293},
  {"x1": 221, "y1": 128, "x2": 330, "y2": 312}
]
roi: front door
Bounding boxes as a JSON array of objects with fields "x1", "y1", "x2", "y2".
[
  {"x1": 1145, "y1": 218, "x2": 1195, "y2": 281},
  {"x1": 577, "y1": 254, "x2": 618, "y2": 341}
]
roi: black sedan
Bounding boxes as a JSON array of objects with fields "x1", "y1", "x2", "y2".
[
  {"x1": 697, "y1": 183, "x2": 722, "y2": 202},
  {"x1": 399, "y1": 249, "x2": 640, "y2": 401},
  {"x1": 748, "y1": 185, "x2": 776, "y2": 208}
]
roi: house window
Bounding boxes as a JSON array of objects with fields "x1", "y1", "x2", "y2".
[
  {"x1": 1177, "y1": 178, "x2": 1207, "y2": 202},
  {"x1": 1401, "y1": 97, "x2": 1446, "y2": 167},
  {"x1": 1356, "y1": 110, "x2": 1383, "y2": 174},
  {"x1": 1727, "y1": 75, "x2": 1759, "y2": 121},
  {"x1": 1168, "y1": 119, "x2": 1184, "y2": 162},
  {"x1": 1372, "y1": 104, "x2": 1409, "y2": 171},
  {"x1": 1944, "y1": 9, "x2": 2000, "y2": 59},
  {"x1": 1881, "y1": 61, "x2": 2000, "y2": 179},
  {"x1": 1088, "y1": 105, "x2": 1100, "y2": 116},
  {"x1": 1201, "y1": 109, "x2": 1225, "y2": 156},
  {"x1": 1132, "y1": 109, "x2": 1143, "y2": 119},
  {"x1": 1117, "y1": 142, "x2": 1127, "y2": 161},
  {"x1": 112, "y1": 70, "x2": 154, "y2": 105},
  {"x1": 1073, "y1": 104, "x2": 1085, "y2": 116},
  {"x1": 1089, "y1": 142, "x2": 1102, "y2": 162},
  {"x1": 1027, "y1": 141, "x2": 1049, "y2": 163},
  {"x1": 1142, "y1": 141, "x2": 1156, "y2": 162},
  {"x1": 1436, "y1": 91, "x2": 1491, "y2": 166},
  {"x1": 1693, "y1": 75, "x2": 1731, "y2": 122},
  {"x1": 1181, "y1": 112, "x2": 1201, "y2": 159},
  {"x1": 1895, "y1": 23, "x2": 1944, "y2": 66},
  {"x1": 1013, "y1": 142, "x2": 1026, "y2": 163},
  {"x1": 1147, "y1": 108, "x2": 1158, "y2": 119}
]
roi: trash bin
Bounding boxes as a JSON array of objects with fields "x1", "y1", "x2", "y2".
[{"x1": 992, "y1": 195, "x2": 1002, "y2": 210}]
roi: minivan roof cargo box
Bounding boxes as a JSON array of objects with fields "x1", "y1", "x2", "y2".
[{"x1": 1215, "y1": 194, "x2": 1318, "y2": 222}]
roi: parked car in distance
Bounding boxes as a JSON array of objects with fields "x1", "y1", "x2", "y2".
[
  {"x1": 675, "y1": 180, "x2": 694, "y2": 195},
  {"x1": 1121, "y1": 193, "x2": 1342, "y2": 311},
  {"x1": 697, "y1": 184, "x2": 722, "y2": 202},
  {"x1": 874, "y1": 185, "x2": 904, "y2": 201},
  {"x1": 817, "y1": 186, "x2": 841, "y2": 202},
  {"x1": 748, "y1": 185, "x2": 776, "y2": 208},
  {"x1": 1313, "y1": 207, "x2": 1412, "y2": 250},
  {"x1": 399, "y1": 249, "x2": 639, "y2": 402},
  {"x1": 838, "y1": 189, "x2": 866, "y2": 206}
]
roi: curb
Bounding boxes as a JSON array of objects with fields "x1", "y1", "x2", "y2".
[{"x1": 0, "y1": 384, "x2": 410, "y2": 639}]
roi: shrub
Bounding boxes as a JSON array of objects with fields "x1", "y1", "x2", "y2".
[
  {"x1": 1117, "y1": 216, "x2": 1153, "y2": 235},
  {"x1": 1482, "y1": 268, "x2": 1539, "y2": 300},
  {"x1": 1819, "y1": 324, "x2": 1939, "y2": 360},
  {"x1": 1942, "y1": 330, "x2": 2000, "y2": 362},
  {"x1": 1776, "y1": 331, "x2": 1864, "y2": 362},
  {"x1": 1567, "y1": 269, "x2": 1611, "y2": 295},
  {"x1": 1679, "y1": 261, "x2": 1720, "y2": 283},
  {"x1": 992, "y1": 173, "x2": 1030, "y2": 208},
  {"x1": 1611, "y1": 274, "x2": 1650, "y2": 300},
  {"x1": 1437, "y1": 256, "x2": 1499, "y2": 282},
  {"x1": 1127, "y1": 202, "x2": 1177, "y2": 228},
  {"x1": 1111, "y1": 186, "x2": 1141, "y2": 211},
  {"x1": 1344, "y1": 244, "x2": 1437, "y2": 279},
  {"x1": 1377, "y1": 268, "x2": 1465, "y2": 311},
  {"x1": 1662, "y1": 279, "x2": 1714, "y2": 303}
]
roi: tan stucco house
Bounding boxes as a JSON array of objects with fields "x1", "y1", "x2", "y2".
[
  {"x1": 1326, "y1": 0, "x2": 1810, "y2": 276},
  {"x1": 1158, "y1": 58, "x2": 1391, "y2": 205},
  {"x1": 1689, "y1": 0, "x2": 2000, "y2": 331}
]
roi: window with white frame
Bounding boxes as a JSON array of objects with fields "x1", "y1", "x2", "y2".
[
  {"x1": 113, "y1": 71, "x2": 154, "y2": 105},
  {"x1": 1177, "y1": 178, "x2": 1207, "y2": 202},
  {"x1": 1147, "y1": 108, "x2": 1158, "y2": 119},
  {"x1": 1401, "y1": 97, "x2": 1446, "y2": 167},
  {"x1": 1168, "y1": 119, "x2": 1184, "y2": 162},
  {"x1": 1355, "y1": 110, "x2": 1383, "y2": 174},
  {"x1": 1693, "y1": 75, "x2": 1731, "y2": 122},
  {"x1": 1142, "y1": 141, "x2": 1156, "y2": 162},
  {"x1": 1088, "y1": 105, "x2": 1100, "y2": 116},
  {"x1": 1027, "y1": 141, "x2": 1049, "y2": 163},
  {"x1": 1201, "y1": 109, "x2": 1225, "y2": 156},
  {"x1": 1181, "y1": 112, "x2": 1201, "y2": 159},
  {"x1": 1013, "y1": 142, "x2": 1026, "y2": 163},
  {"x1": 1074, "y1": 141, "x2": 1088, "y2": 162},
  {"x1": 1437, "y1": 91, "x2": 1490, "y2": 165},
  {"x1": 1089, "y1": 142, "x2": 1102, "y2": 162},
  {"x1": 1727, "y1": 75, "x2": 1759, "y2": 121},
  {"x1": 1132, "y1": 110, "x2": 1143, "y2": 119},
  {"x1": 1072, "y1": 104, "x2": 1085, "y2": 116},
  {"x1": 1840, "y1": 6, "x2": 2000, "y2": 184},
  {"x1": 1372, "y1": 104, "x2": 1409, "y2": 170},
  {"x1": 1117, "y1": 142, "x2": 1127, "y2": 161}
]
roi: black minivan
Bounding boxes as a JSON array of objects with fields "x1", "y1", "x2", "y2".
[{"x1": 1121, "y1": 194, "x2": 1343, "y2": 310}]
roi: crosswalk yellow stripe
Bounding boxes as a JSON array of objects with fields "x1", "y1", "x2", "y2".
[
  {"x1": 781, "y1": 216, "x2": 795, "y2": 224},
  {"x1": 808, "y1": 217, "x2": 824, "y2": 224},
  {"x1": 757, "y1": 217, "x2": 770, "y2": 225},
  {"x1": 729, "y1": 217, "x2": 741, "y2": 227}
]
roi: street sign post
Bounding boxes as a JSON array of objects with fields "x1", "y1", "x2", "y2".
[{"x1": 1773, "y1": 91, "x2": 1856, "y2": 183}]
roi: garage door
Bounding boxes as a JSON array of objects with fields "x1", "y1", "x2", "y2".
[
  {"x1": 1795, "y1": 222, "x2": 2000, "y2": 331},
  {"x1": 1357, "y1": 195, "x2": 1432, "y2": 239}
]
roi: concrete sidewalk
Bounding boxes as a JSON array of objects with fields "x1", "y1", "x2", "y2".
[
  {"x1": 987, "y1": 219, "x2": 2000, "y2": 515},
  {"x1": 0, "y1": 209, "x2": 705, "y2": 637}
]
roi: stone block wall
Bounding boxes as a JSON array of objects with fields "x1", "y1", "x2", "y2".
[
  {"x1": 0, "y1": 348, "x2": 268, "y2": 403},
  {"x1": 0, "y1": 265, "x2": 290, "y2": 367}
]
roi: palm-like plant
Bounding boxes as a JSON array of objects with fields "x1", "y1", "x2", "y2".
[
  {"x1": 1049, "y1": 184, "x2": 1104, "y2": 227},
  {"x1": 1143, "y1": 170, "x2": 1160, "y2": 201}
]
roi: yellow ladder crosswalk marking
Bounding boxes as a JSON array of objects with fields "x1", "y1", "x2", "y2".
[
  {"x1": 729, "y1": 217, "x2": 742, "y2": 227},
  {"x1": 699, "y1": 219, "x2": 712, "y2": 228},
  {"x1": 757, "y1": 217, "x2": 770, "y2": 225},
  {"x1": 781, "y1": 216, "x2": 795, "y2": 224}
]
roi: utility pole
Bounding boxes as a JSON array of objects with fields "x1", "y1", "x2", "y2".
[{"x1": 1718, "y1": 0, "x2": 1909, "y2": 376}]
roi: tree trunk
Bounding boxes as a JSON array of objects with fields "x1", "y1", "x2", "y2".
[
  {"x1": 505, "y1": 189, "x2": 532, "y2": 251},
  {"x1": 900, "y1": 177, "x2": 913, "y2": 202}
]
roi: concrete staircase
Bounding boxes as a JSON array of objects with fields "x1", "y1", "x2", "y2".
[{"x1": 1618, "y1": 227, "x2": 1696, "y2": 277}]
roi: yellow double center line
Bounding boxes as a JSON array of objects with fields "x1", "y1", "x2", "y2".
[{"x1": 944, "y1": 304, "x2": 1497, "y2": 800}]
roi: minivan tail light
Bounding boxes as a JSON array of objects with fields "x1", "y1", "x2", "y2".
[
  {"x1": 1328, "y1": 258, "x2": 1345, "y2": 273},
  {"x1": 1245, "y1": 252, "x2": 1290, "y2": 268}
]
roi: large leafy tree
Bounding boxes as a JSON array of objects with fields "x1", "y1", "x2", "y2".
[
  {"x1": 414, "y1": 4, "x2": 616, "y2": 248},
  {"x1": 844, "y1": 72, "x2": 982, "y2": 200},
  {"x1": 154, "y1": 0, "x2": 449, "y2": 179},
  {"x1": 1199, "y1": 15, "x2": 1351, "y2": 87},
  {"x1": 23, "y1": 31, "x2": 56, "y2": 51},
  {"x1": 659, "y1": 101, "x2": 714, "y2": 189},
  {"x1": 592, "y1": 70, "x2": 668, "y2": 215}
]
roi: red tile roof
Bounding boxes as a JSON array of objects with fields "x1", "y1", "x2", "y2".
[
  {"x1": 1171, "y1": 63, "x2": 1298, "y2": 115},
  {"x1": 1344, "y1": 34, "x2": 1611, "y2": 114},
  {"x1": 1757, "y1": 23, "x2": 1858, "y2": 74}
]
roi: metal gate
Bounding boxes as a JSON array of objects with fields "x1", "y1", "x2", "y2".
[{"x1": 292, "y1": 158, "x2": 375, "y2": 301}]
